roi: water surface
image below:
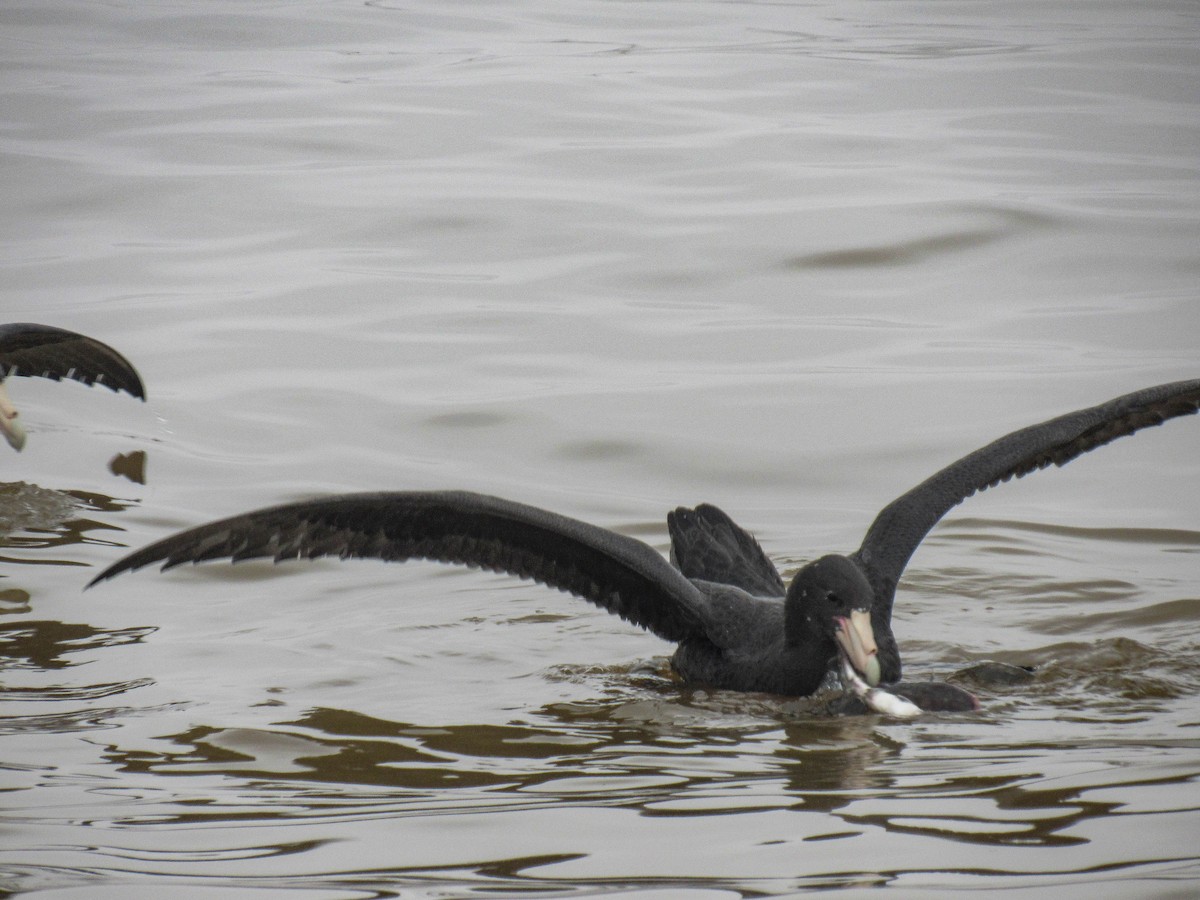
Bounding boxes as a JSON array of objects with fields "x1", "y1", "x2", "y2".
[{"x1": 2, "y1": 1, "x2": 1198, "y2": 896}]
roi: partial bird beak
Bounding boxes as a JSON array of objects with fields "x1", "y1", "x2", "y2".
[
  {"x1": 0, "y1": 382, "x2": 26, "y2": 451},
  {"x1": 834, "y1": 609, "x2": 881, "y2": 686}
]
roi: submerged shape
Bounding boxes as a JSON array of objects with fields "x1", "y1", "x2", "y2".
[
  {"x1": 88, "y1": 379, "x2": 1199, "y2": 712},
  {"x1": 0, "y1": 481, "x2": 80, "y2": 534},
  {"x1": 0, "y1": 323, "x2": 146, "y2": 451}
]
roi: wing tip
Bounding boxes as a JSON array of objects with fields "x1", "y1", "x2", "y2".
[{"x1": 84, "y1": 564, "x2": 124, "y2": 590}]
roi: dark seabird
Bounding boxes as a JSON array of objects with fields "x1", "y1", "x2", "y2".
[
  {"x1": 0, "y1": 323, "x2": 146, "y2": 451},
  {"x1": 87, "y1": 379, "x2": 1198, "y2": 714}
]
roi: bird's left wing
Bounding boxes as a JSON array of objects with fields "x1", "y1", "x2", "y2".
[{"x1": 853, "y1": 378, "x2": 1200, "y2": 661}]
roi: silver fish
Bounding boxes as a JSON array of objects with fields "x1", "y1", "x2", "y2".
[{"x1": 840, "y1": 655, "x2": 922, "y2": 719}]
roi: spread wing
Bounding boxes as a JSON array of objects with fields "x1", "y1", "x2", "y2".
[
  {"x1": 854, "y1": 378, "x2": 1200, "y2": 639},
  {"x1": 668, "y1": 504, "x2": 785, "y2": 596},
  {"x1": 87, "y1": 490, "x2": 710, "y2": 644},
  {"x1": 0, "y1": 323, "x2": 145, "y2": 399}
]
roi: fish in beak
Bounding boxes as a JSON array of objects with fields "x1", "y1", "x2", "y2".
[
  {"x1": 839, "y1": 653, "x2": 922, "y2": 718},
  {"x1": 834, "y1": 608, "x2": 881, "y2": 687},
  {"x1": 0, "y1": 381, "x2": 26, "y2": 451}
]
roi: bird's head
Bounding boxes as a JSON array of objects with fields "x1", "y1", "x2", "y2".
[{"x1": 785, "y1": 554, "x2": 881, "y2": 687}]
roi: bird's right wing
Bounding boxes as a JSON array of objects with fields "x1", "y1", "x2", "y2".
[
  {"x1": 87, "y1": 491, "x2": 710, "y2": 644},
  {"x1": 0, "y1": 323, "x2": 146, "y2": 399}
]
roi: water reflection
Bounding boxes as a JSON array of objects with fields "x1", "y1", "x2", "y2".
[
  {"x1": 0, "y1": 619, "x2": 156, "y2": 670},
  {"x1": 108, "y1": 449, "x2": 147, "y2": 485},
  {"x1": 0, "y1": 482, "x2": 140, "y2": 565},
  {"x1": 92, "y1": 707, "x2": 886, "y2": 840},
  {"x1": 0, "y1": 618, "x2": 158, "y2": 735},
  {"x1": 84, "y1": 687, "x2": 1200, "y2": 863}
]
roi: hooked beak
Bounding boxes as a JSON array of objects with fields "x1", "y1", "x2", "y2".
[
  {"x1": 0, "y1": 382, "x2": 26, "y2": 451},
  {"x1": 834, "y1": 609, "x2": 881, "y2": 687}
]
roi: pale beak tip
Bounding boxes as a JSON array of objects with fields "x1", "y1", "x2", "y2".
[
  {"x1": 863, "y1": 654, "x2": 881, "y2": 687},
  {"x1": 838, "y1": 609, "x2": 883, "y2": 687},
  {"x1": 3, "y1": 423, "x2": 26, "y2": 452}
]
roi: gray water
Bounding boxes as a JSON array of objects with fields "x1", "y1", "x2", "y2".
[{"x1": 2, "y1": 1, "x2": 1199, "y2": 896}]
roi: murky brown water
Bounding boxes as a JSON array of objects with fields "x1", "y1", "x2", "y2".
[{"x1": 3, "y1": 1, "x2": 1199, "y2": 896}]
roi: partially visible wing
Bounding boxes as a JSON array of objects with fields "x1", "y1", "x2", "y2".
[
  {"x1": 668, "y1": 504, "x2": 785, "y2": 596},
  {"x1": 0, "y1": 323, "x2": 145, "y2": 399},
  {"x1": 853, "y1": 378, "x2": 1200, "y2": 667},
  {"x1": 87, "y1": 491, "x2": 710, "y2": 644}
]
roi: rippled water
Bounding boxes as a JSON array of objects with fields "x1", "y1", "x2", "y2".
[{"x1": 3, "y1": 1, "x2": 1199, "y2": 896}]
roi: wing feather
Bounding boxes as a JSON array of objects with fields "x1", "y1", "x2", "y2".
[
  {"x1": 88, "y1": 491, "x2": 709, "y2": 643},
  {"x1": 855, "y1": 378, "x2": 1200, "y2": 625},
  {"x1": 668, "y1": 504, "x2": 785, "y2": 596},
  {"x1": 0, "y1": 323, "x2": 145, "y2": 399}
]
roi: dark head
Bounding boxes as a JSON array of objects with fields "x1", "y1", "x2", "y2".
[{"x1": 785, "y1": 554, "x2": 881, "y2": 687}]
